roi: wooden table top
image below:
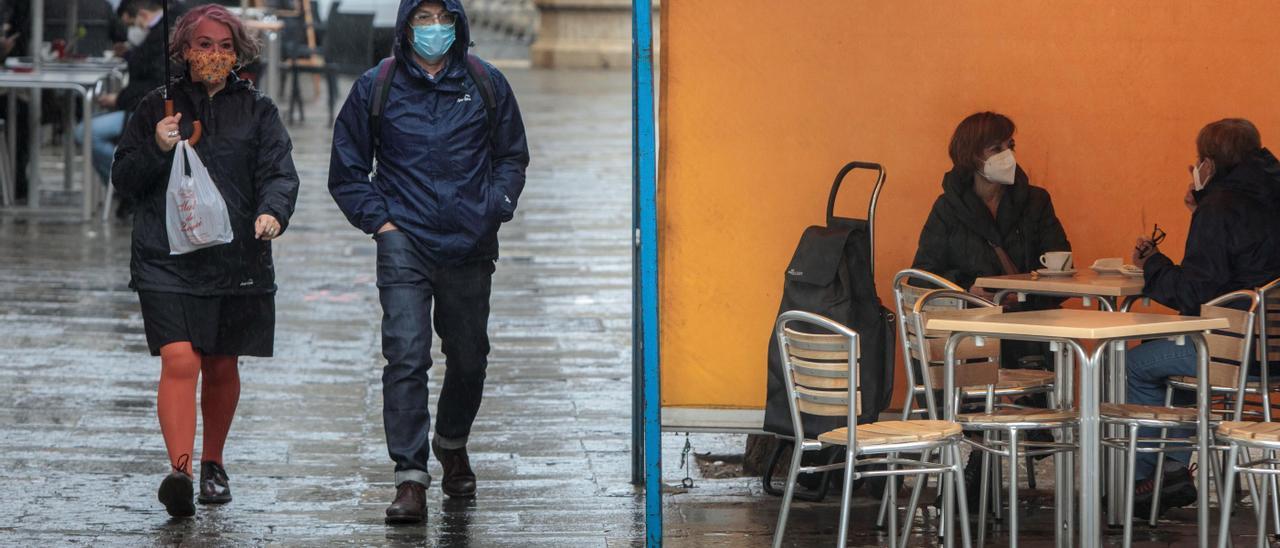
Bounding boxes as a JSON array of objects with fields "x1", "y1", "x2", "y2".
[
  {"x1": 925, "y1": 308, "x2": 1227, "y2": 340},
  {"x1": 973, "y1": 270, "x2": 1145, "y2": 297}
]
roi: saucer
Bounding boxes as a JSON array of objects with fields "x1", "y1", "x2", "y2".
[{"x1": 1035, "y1": 268, "x2": 1077, "y2": 277}]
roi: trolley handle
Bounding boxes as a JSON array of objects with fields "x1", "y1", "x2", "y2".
[{"x1": 825, "y1": 161, "x2": 886, "y2": 275}]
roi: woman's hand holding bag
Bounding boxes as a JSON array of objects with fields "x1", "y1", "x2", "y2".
[{"x1": 165, "y1": 141, "x2": 235, "y2": 254}]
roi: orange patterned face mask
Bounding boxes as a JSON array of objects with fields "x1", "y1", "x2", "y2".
[{"x1": 186, "y1": 49, "x2": 237, "y2": 85}]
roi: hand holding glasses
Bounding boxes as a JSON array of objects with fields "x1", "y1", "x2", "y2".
[{"x1": 1133, "y1": 224, "x2": 1166, "y2": 263}]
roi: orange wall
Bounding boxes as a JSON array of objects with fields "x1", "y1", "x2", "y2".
[{"x1": 658, "y1": 1, "x2": 1280, "y2": 409}]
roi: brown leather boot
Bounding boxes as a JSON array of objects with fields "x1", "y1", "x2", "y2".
[
  {"x1": 384, "y1": 481, "x2": 427, "y2": 524},
  {"x1": 432, "y1": 439, "x2": 477, "y2": 498}
]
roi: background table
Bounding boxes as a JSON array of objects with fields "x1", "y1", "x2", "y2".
[
  {"x1": 929, "y1": 308, "x2": 1227, "y2": 548},
  {"x1": 0, "y1": 69, "x2": 113, "y2": 220},
  {"x1": 974, "y1": 270, "x2": 1146, "y2": 310}
]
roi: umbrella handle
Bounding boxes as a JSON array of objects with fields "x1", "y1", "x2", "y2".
[{"x1": 164, "y1": 100, "x2": 203, "y2": 146}]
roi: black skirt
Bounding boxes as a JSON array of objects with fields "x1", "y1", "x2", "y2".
[{"x1": 138, "y1": 291, "x2": 275, "y2": 357}]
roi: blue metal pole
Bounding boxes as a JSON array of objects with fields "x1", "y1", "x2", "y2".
[{"x1": 632, "y1": 0, "x2": 661, "y2": 546}]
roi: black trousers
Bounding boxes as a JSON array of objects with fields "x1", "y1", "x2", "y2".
[{"x1": 375, "y1": 230, "x2": 494, "y2": 487}]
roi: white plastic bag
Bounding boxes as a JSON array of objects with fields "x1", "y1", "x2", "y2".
[{"x1": 165, "y1": 141, "x2": 234, "y2": 254}]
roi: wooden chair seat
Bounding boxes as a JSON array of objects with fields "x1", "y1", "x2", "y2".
[
  {"x1": 1100, "y1": 403, "x2": 1199, "y2": 422},
  {"x1": 817, "y1": 420, "x2": 961, "y2": 447},
  {"x1": 955, "y1": 408, "x2": 1077, "y2": 424},
  {"x1": 1218, "y1": 421, "x2": 1280, "y2": 443}
]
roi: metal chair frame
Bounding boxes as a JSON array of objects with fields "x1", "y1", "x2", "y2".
[
  {"x1": 911, "y1": 289, "x2": 1077, "y2": 547},
  {"x1": 892, "y1": 268, "x2": 965, "y2": 421},
  {"x1": 771, "y1": 310, "x2": 971, "y2": 548},
  {"x1": 881, "y1": 270, "x2": 1058, "y2": 536},
  {"x1": 1101, "y1": 289, "x2": 1260, "y2": 547},
  {"x1": 1217, "y1": 433, "x2": 1280, "y2": 547}
]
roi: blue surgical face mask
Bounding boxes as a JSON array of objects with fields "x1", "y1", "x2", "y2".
[{"x1": 412, "y1": 23, "x2": 455, "y2": 62}]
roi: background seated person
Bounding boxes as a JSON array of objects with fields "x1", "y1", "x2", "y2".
[
  {"x1": 1126, "y1": 118, "x2": 1280, "y2": 515},
  {"x1": 75, "y1": 0, "x2": 169, "y2": 217}
]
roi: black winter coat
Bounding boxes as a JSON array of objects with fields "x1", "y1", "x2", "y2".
[
  {"x1": 116, "y1": 24, "x2": 169, "y2": 113},
  {"x1": 912, "y1": 167, "x2": 1072, "y2": 290},
  {"x1": 1144, "y1": 148, "x2": 1280, "y2": 316},
  {"x1": 111, "y1": 74, "x2": 299, "y2": 296}
]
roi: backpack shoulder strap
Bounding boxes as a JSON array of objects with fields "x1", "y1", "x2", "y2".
[
  {"x1": 369, "y1": 56, "x2": 397, "y2": 153},
  {"x1": 464, "y1": 54, "x2": 499, "y2": 144}
]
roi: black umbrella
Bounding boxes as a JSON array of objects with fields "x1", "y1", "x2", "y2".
[{"x1": 162, "y1": 0, "x2": 202, "y2": 145}]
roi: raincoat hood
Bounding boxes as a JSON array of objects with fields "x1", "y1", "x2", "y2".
[
  {"x1": 394, "y1": 0, "x2": 471, "y2": 69},
  {"x1": 327, "y1": 0, "x2": 530, "y2": 265}
]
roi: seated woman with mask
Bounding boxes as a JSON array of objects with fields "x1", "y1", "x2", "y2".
[
  {"x1": 912, "y1": 111, "x2": 1072, "y2": 348},
  {"x1": 1125, "y1": 118, "x2": 1280, "y2": 515},
  {"x1": 911, "y1": 112, "x2": 1072, "y2": 498}
]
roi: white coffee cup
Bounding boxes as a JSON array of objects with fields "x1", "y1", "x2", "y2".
[{"x1": 1040, "y1": 251, "x2": 1073, "y2": 271}]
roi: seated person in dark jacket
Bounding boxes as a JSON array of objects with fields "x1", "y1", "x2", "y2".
[
  {"x1": 75, "y1": 0, "x2": 168, "y2": 194},
  {"x1": 1125, "y1": 118, "x2": 1280, "y2": 513},
  {"x1": 912, "y1": 111, "x2": 1072, "y2": 367}
]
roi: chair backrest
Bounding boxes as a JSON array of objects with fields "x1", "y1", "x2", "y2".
[
  {"x1": 1257, "y1": 278, "x2": 1280, "y2": 379},
  {"x1": 775, "y1": 311, "x2": 860, "y2": 444},
  {"x1": 1199, "y1": 291, "x2": 1260, "y2": 408},
  {"x1": 322, "y1": 11, "x2": 376, "y2": 73},
  {"x1": 910, "y1": 289, "x2": 1004, "y2": 415},
  {"x1": 892, "y1": 269, "x2": 965, "y2": 415}
]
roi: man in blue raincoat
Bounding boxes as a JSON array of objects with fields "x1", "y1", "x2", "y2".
[{"x1": 328, "y1": 0, "x2": 529, "y2": 525}]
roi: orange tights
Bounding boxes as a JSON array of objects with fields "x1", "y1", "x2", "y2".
[{"x1": 157, "y1": 342, "x2": 240, "y2": 475}]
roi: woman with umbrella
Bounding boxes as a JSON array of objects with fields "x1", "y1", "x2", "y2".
[{"x1": 110, "y1": 3, "x2": 299, "y2": 518}]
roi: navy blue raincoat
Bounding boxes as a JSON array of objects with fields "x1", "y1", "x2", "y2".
[{"x1": 328, "y1": 0, "x2": 529, "y2": 264}]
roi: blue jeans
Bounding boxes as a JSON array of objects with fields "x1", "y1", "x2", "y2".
[
  {"x1": 375, "y1": 230, "x2": 494, "y2": 487},
  {"x1": 73, "y1": 110, "x2": 125, "y2": 185},
  {"x1": 1126, "y1": 339, "x2": 1197, "y2": 481}
]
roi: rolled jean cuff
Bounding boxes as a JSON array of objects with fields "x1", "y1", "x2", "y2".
[
  {"x1": 395, "y1": 468, "x2": 432, "y2": 488},
  {"x1": 434, "y1": 434, "x2": 468, "y2": 450}
]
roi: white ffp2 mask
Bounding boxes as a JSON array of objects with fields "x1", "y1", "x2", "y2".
[
  {"x1": 1192, "y1": 160, "x2": 1210, "y2": 191},
  {"x1": 127, "y1": 26, "x2": 147, "y2": 47},
  {"x1": 982, "y1": 149, "x2": 1017, "y2": 185}
]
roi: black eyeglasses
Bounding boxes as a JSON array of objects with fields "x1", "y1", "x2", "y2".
[
  {"x1": 1150, "y1": 224, "x2": 1167, "y2": 246},
  {"x1": 1135, "y1": 224, "x2": 1166, "y2": 258}
]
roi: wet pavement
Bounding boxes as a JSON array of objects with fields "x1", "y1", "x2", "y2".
[
  {"x1": 0, "y1": 62, "x2": 1272, "y2": 546},
  {"x1": 0, "y1": 67, "x2": 638, "y2": 546}
]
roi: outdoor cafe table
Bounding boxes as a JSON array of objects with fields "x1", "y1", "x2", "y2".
[
  {"x1": 0, "y1": 68, "x2": 113, "y2": 219},
  {"x1": 974, "y1": 269, "x2": 1148, "y2": 525},
  {"x1": 974, "y1": 270, "x2": 1147, "y2": 311},
  {"x1": 927, "y1": 308, "x2": 1228, "y2": 548}
]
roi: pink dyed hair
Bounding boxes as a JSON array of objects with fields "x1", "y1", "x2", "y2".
[{"x1": 169, "y1": 4, "x2": 261, "y2": 65}]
